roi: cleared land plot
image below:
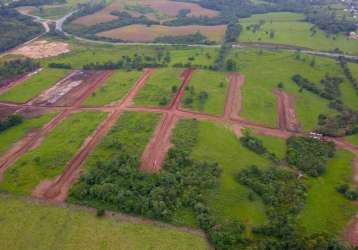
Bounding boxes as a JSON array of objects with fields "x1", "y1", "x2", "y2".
[
  {"x1": 239, "y1": 12, "x2": 358, "y2": 55},
  {"x1": 187, "y1": 121, "x2": 272, "y2": 232},
  {"x1": 0, "y1": 113, "x2": 56, "y2": 157},
  {"x1": 0, "y1": 194, "x2": 209, "y2": 250},
  {"x1": 134, "y1": 68, "x2": 183, "y2": 107},
  {"x1": 181, "y1": 70, "x2": 229, "y2": 115},
  {"x1": 228, "y1": 49, "x2": 347, "y2": 130},
  {"x1": 13, "y1": 40, "x2": 70, "y2": 59},
  {"x1": 297, "y1": 150, "x2": 357, "y2": 236},
  {"x1": 83, "y1": 70, "x2": 142, "y2": 106},
  {"x1": 0, "y1": 68, "x2": 69, "y2": 103},
  {"x1": 97, "y1": 24, "x2": 226, "y2": 43},
  {"x1": 0, "y1": 111, "x2": 106, "y2": 195}
]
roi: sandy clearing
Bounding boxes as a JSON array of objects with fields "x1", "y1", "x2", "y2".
[{"x1": 12, "y1": 40, "x2": 70, "y2": 59}]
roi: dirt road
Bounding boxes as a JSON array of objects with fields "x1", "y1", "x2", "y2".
[
  {"x1": 34, "y1": 69, "x2": 155, "y2": 201},
  {"x1": 224, "y1": 73, "x2": 244, "y2": 120},
  {"x1": 273, "y1": 89, "x2": 300, "y2": 132}
]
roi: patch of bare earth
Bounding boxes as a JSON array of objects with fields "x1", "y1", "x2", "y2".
[
  {"x1": 12, "y1": 40, "x2": 70, "y2": 59},
  {"x1": 273, "y1": 89, "x2": 300, "y2": 132}
]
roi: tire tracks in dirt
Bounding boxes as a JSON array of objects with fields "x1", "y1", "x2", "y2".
[
  {"x1": 140, "y1": 69, "x2": 193, "y2": 172},
  {"x1": 224, "y1": 72, "x2": 244, "y2": 120},
  {"x1": 0, "y1": 71, "x2": 113, "y2": 184},
  {"x1": 33, "y1": 69, "x2": 155, "y2": 201},
  {"x1": 273, "y1": 89, "x2": 300, "y2": 132}
]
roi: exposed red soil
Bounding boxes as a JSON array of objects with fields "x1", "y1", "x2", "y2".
[
  {"x1": 2, "y1": 67, "x2": 358, "y2": 207},
  {"x1": 224, "y1": 73, "x2": 244, "y2": 120},
  {"x1": 0, "y1": 106, "x2": 20, "y2": 119},
  {"x1": 273, "y1": 89, "x2": 300, "y2": 132},
  {"x1": 32, "y1": 70, "x2": 113, "y2": 107},
  {"x1": 140, "y1": 69, "x2": 193, "y2": 172},
  {"x1": 33, "y1": 69, "x2": 156, "y2": 201}
]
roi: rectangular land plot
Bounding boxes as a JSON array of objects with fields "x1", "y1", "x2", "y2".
[
  {"x1": 0, "y1": 113, "x2": 57, "y2": 157},
  {"x1": 297, "y1": 150, "x2": 357, "y2": 236},
  {"x1": 181, "y1": 70, "x2": 229, "y2": 115},
  {"x1": 0, "y1": 194, "x2": 210, "y2": 250},
  {"x1": 0, "y1": 68, "x2": 69, "y2": 103},
  {"x1": 82, "y1": 70, "x2": 142, "y2": 106},
  {"x1": 133, "y1": 68, "x2": 183, "y2": 107},
  {"x1": 0, "y1": 111, "x2": 107, "y2": 195}
]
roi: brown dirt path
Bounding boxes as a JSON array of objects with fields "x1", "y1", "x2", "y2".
[
  {"x1": 33, "y1": 69, "x2": 155, "y2": 201},
  {"x1": 273, "y1": 89, "x2": 300, "y2": 132},
  {"x1": 224, "y1": 73, "x2": 245, "y2": 119},
  {"x1": 140, "y1": 69, "x2": 194, "y2": 172}
]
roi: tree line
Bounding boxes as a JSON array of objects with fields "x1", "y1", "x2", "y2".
[{"x1": 0, "y1": 59, "x2": 40, "y2": 85}]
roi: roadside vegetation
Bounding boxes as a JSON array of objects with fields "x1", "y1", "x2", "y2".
[
  {"x1": 82, "y1": 70, "x2": 142, "y2": 106},
  {"x1": 0, "y1": 68, "x2": 69, "y2": 103},
  {"x1": 0, "y1": 111, "x2": 106, "y2": 194},
  {"x1": 181, "y1": 70, "x2": 228, "y2": 115},
  {"x1": 0, "y1": 59, "x2": 40, "y2": 85},
  {"x1": 134, "y1": 68, "x2": 183, "y2": 107}
]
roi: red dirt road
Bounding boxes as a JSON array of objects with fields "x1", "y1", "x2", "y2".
[
  {"x1": 224, "y1": 73, "x2": 244, "y2": 119},
  {"x1": 273, "y1": 89, "x2": 300, "y2": 132},
  {"x1": 33, "y1": 69, "x2": 155, "y2": 201},
  {"x1": 140, "y1": 69, "x2": 193, "y2": 172}
]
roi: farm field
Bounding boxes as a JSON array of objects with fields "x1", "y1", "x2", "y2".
[
  {"x1": 134, "y1": 68, "x2": 183, "y2": 107},
  {"x1": 298, "y1": 150, "x2": 357, "y2": 236},
  {"x1": 71, "y1": 0, "x2": 219, "y2": 27},
  {"x1": 0, "y1": 68, "x2": 69, "y2": 103},
  {"x1": 239, "y1": 12, "x2": 358, "y2": 55},
  {"x1": 228, "y1": 49, "x2": 351, "y2": 130},
  {"x1": 169, "y1": 48, "x2": 219, "y2": 67},
  {"x1": 82, "y1": 70, "x2": 142, "y2": 106},
  {"x1": 0, "y1": 111, "x2": 106, "y2": 195},
  {"x1": 181, "y1": 70, "x2": 229, "y2": 115},
  {"x1": 0, "y1": 194, "x2": 210, "y2": 250},
  {"x1": 97, "y1": 24, "x2": 226, "y2": 43},
  {"x1": 0, "y1": 113, "x2": 56, "y2": 156},
  {"x1": 347, "y1": 134, "x2": 358, "y2": 146}
]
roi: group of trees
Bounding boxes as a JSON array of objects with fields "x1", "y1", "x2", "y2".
[
  {"x1": 338, "y1": 57, "x2": 358, "y2": 95},
  {"x1": 286, "y1": 136, "x2": 335, "y2": 177},
  {"x1": 0, "y1": 115, "x2": 23, "y2": 133},
  {"x1": 183, "y1": 85, "x2": 209, "y2": 110},
  {"x1": 82, "y1": 53, "x2": 170, "y2": 71},
  {"x1": 317, "y1": 109, "x2": 358, "y2": 137},
  {"x1": 6, "y1": 0, "x2": 65, "y2": 8},
  {"x1": 240, "y1": 131, "x2": 279, "y2": 163},
  {"x1": 0, "y1": 59, "x2": 40, "y2": 85},
  {"x1": 237, "y1": 165, "x2": 347, "y2": 249},
  {"x1": 154, "y1": 32, "x2": 213, "y2": 45},
  {"x1": 48, "y1": 63, "x2": 72, "y2": 69},
  {"x1": 0, "y1": 7, "x2": 43, "y2": 53},
  {"x1": 292, "y1": 74, "x2": 343, "y2": 101},
  {"x1": 305, "y1": 8, "x2": 357, "y2": 34}
]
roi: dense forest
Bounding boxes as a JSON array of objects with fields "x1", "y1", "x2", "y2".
[
  {"x1": 0, "y1": 59, "x2": 40, "y2": 84},
  {"x1": 0, "y1": 7, "x2": 43, "y2": 52},
  {"x1": 6, "y1": 0, "x2": 65, "y2": 8}
]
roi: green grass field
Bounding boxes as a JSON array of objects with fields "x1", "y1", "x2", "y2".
[
  {"x1": 0, "y1": 113, "x2": 56, "y2": 157},
  {"x1": 169, "y1": 48, "x2": 219, "y2": 67},
  {"x1": 297, "y1": 150, "x2": 357, "y2": 236},
  {"x1": 239, "y1": 12, "x2": 358, "y2": 55},
  {"x1": 0, "y1": 68, "x2": 69, "y2": 103},
  {"x1": 0, "y1": 111, "x2": 106, "y2": 195},
  {"x1": 189, "y1": 121, "x2": 272, "y2": 233},
  {"x1": 181, "y1": 70, "x2": 229, "y2": 115},
  {"x1": 228, "y1": 49, "x2": 351, "y2": 130},
  {"x1": 346, "y1": 134, "x2": 358, "y2": 146},
  {"x1": 134, "y1": 68, "x2": 183, "y2": 107},
  {"x1": 82, "y1": 70, "x2": 142, "y2": 106},
  {"x1": 0, "y1": 194, "x2": 209, "y2": 250},
  {"x1": 80, "y1": 111, "x2": 161, "y2": 172}
]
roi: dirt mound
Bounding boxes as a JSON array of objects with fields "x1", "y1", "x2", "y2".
[{"x1": 13, "y1": 40, "x2": 70, "y2": 59}]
